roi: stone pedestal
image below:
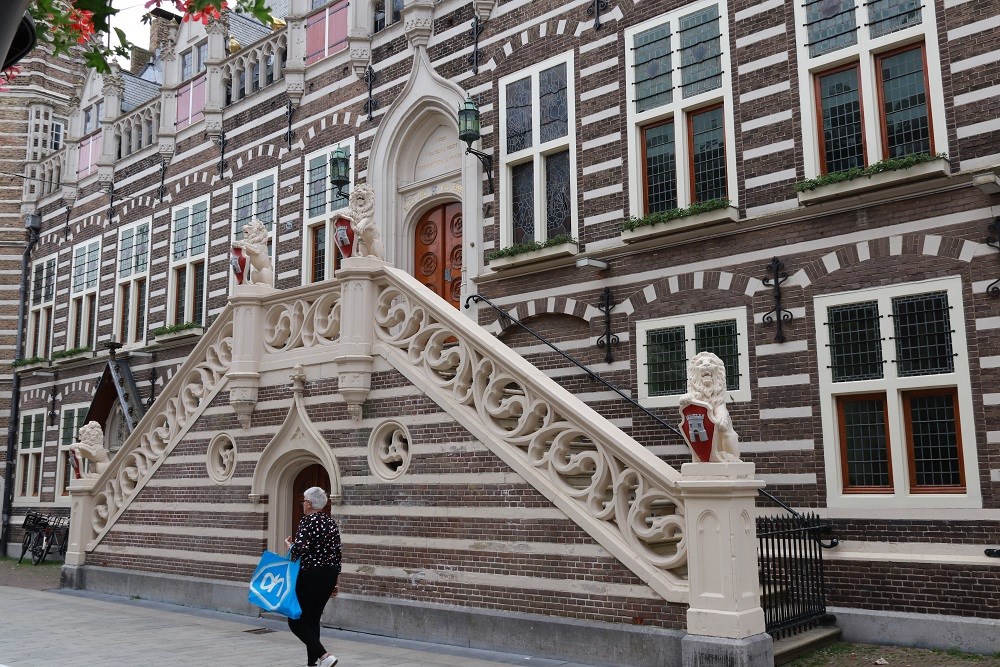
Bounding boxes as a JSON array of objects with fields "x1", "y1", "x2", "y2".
[
  {"x1": 678, "y1": 462, "x2": 772, "y2": 666},
  {"x1": 334, "y1": 258, "x2": 380, "y2": 414},
  {"x1": 227, "y1": 284, "x2": 272, "y2": 427},
  {"x1": 63, "y1": 476, "x2": 98, "y2": 570}
]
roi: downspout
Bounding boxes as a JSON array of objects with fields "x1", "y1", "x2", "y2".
[{"x1": 0, "y1": 213, "x2": 41, "y2": 554}]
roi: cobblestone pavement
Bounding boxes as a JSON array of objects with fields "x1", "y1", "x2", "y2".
[{"x1": 0, "y1": 585, "x2": 596, "y2": 667}]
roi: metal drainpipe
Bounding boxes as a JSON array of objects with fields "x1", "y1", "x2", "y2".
[{"x1": 0, "y1": 216, "x2": 41, "y2": 554}]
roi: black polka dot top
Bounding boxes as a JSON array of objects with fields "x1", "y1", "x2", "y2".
[{"x1": 289, "y1": 513, "x2": 342, "y2": 571}]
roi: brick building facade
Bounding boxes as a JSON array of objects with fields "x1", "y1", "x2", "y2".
[{"x1": 4, "y1": 0, "x2": 1000, "y2": 660}]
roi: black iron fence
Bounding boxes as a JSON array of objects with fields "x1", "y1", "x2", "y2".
[{"x1": 757, "y1": 512, "x2": 838, "y2": 639}]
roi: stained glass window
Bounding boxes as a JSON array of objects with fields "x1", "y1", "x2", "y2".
[
  {"x1": 545, "y1": 151, "x2": 571, "y2": 238},
  {"x1": 879, "y1": 47, "x2": 930, "y2": 158},
  {"x1": 818, "y1": 67, "x2": 865, "y2": 174},
  {"x1": 839, "y1": 395, "x2": 892, "y2": 489},
  {"x1": 691, "y1": 106, "x2": 727, "y2": 203},
  {"x1": 506, "y1": 77, "x2": 533, "y2": 154},
  {"x1": 539, "y1": 64, "x2": 568, "y2": 144},
  {"x1": 634, "y1": 24, "x2": 673, "y2": 113},
  {"x1": 511, "y1": 162, "x2": 534, "y2": 244},
  {"x1": 804, "y1": 0, "x2": 857, "y2": 57},
  {"x1": 643, "y1": 121, "x2": 677, "y2": 213},
  {"x1": 679, "y1": 5, "x2": 722, "y2": 97},
  {"x1": 868, "y1": 0, "x2": 921, "y2": 39}
]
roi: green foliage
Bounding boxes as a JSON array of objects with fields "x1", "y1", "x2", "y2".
[
  {"x1": 51, "y1": 347, "x2": 91, "y2": 360},
  {"x1": 152, "y1": 321, "x2": 202, "y2": 337},
  {"x1": 487, "y1": 235, "x2": 576, "y2": 261},
  {"x1": 12, "y1": 356, "x2": 47, "y2": 368},
  {"x1": 793, "y1": 153, "x2": 946, "y2": 192},
  {"x1": 622, "y1": 198, "x2": 730, "y2": 232}
]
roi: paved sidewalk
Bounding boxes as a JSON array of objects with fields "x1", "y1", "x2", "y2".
[{"x1": 0, "y1": 586, "x2": 595, "y2": 667}]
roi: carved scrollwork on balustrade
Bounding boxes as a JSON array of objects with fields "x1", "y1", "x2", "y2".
[
  {"x1": 91, "y1": 321, "x2": 235, "y2": 537},
  {"x1": 373, "y1": 285, "x2": 687, "y2": 574},
  {"x1": 263, "y1": 293, "x2": 341, "y2": 353}
]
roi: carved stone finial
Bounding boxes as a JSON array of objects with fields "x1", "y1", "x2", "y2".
[
  {"x1": 347, "y1": 404, "x2": 362, "y2": 422},
  {"x1": 343, "y1": 184, "x2": 385, "y2": 260},
  {"x1": 290, "y1": 364, "x2": 306, "y2": 392},
  {"x1": 73, "y1": 421, "x2": 110, "y2": 479},
  {"x1": 677, "y1": 352, "x2": 741, "y2": 463},
  {"x1": 231, "y1": 218, "x2": 274, "y2": 286}
]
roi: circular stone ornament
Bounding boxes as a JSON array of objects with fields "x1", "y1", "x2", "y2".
[
  {"x1": 367, "y1": 420, "x2": 412, "y2": 481},
  {"x1": 207, "y1": 433, "x2": 237, "y2": 483}
]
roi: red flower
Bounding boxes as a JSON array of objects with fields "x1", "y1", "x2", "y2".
[
  {"x1": 144, "y1": 0, "x2": 187, "y2": 11},
  {"x1": 0, "y1": 66, "x2": 21, "y2": 92},
  {"x1": 184, "y1": 1, "x2": 227, "y2": 25},
  {"x1": 68, "y1": 8, "x2": 96, "y2": 45}
]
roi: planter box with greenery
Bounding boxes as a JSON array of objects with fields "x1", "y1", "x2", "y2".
[
  {"x1": 12, "y1": 356, "x2": 49, "y2": 371},
  {"x1": 152, "y1": 322, "x2": 204, "y2": 344},
  {"x1": 621, "y1": 199, "x2": 736, "y2": 243},
  {"x1": 51, "y1": 347, "x2": 94, "y2": 364},
  {"x1": 487, "y1": 235, "x2": 578, "y2": 270},
  {"x1": 795, "y1": 154, "x2": 949, "y2": 205}
]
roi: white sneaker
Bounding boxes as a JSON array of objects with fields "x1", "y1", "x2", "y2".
[{"x1": 318, "y1": 655, "x2": 338, "y2": 667}]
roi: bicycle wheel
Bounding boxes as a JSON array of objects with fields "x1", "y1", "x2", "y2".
[
  {"x1": 30, "y1": 532, "x2": 48, "y2": 565},
  {"x1": 17, "y1": 531, "x2": 32, "y2": 564}
]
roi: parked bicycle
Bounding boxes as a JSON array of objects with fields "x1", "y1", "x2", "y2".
[{"x1": 17, "y1": 511, "x2": 69, "y2": 565}]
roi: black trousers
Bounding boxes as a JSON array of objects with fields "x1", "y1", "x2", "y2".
[{"x1": 287, "y1": 565, "x2": 339, "y2": 665}]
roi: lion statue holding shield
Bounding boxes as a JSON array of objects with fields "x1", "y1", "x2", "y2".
[
  {"x1": 73, "y1": 421, "x2": 111, "y2": 479},
  {"x1": 231, "y1": 219, "x2": 274, "y2": 286},
  {"x1": 343, "y1": 184, "x2": 385, "y2": 260},
  {"x1": 678, "y1": 351, "x2": 740, "y2": 463}
]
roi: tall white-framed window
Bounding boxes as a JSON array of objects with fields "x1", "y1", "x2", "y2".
[
  {"x1": 170, "y1": 199, "x2": 209, "y2": 327},
  {"x1": 56, "y1": 404, "x2": 88, "y2": 499},
  {"x1": 16, "y1": 412, "x2": 45, "y2": 499},
  {"x1": 498, "y1": 51, "x2": 577, "y2": 249},
  {"x1": 114, "y1": 220, "x2": 150, "y2": 347},
  {"x1": 68, "y1": 239, "x2": 100, "y2": 351},
  {"x1": 793, "y1": 0, "x2": 946, "y2": 179},
  {"x1": 303, "y1": 141, "x2": 354, "y2": 283},
  {"x1": 26, "y1": 254, "x2": 57, "y2": 360},
  {"x1": 636, "y1": 306, "x2": 750, "y2": 408},
  {"x1": 232, "y1": 172, "x2": 277, "y2": 286},
  {"x1": 624, "y1": 0, "x2": 736, "y2": 218},
  {"x1": 814, "y1": 276, "x2": 980, "y2": 510}
]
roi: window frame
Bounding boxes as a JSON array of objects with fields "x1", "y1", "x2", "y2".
[
  {"x1": 635, "y1": 305, "x2": 751, "y2": 408},
  {"x1": 68, "y1": 239, "x2": 101, "y2": 351},
  {"x1": 814, "y1": 276, "x2": 980, "y2": 510},
  {"x1": 16, "y1": 412, "x2": 46, "y2": 500},
  {"x1": 231, "y1": 171, "x2": 278, "y2": 288},
  {"x1": 794, "y1": 0, "x2": 946, "y2": 179},
  {"x1": 56, "y1": 404, "x2": 89, "y2": 500},
  {"x1": 497, "y1": 50, "x2": 578, "y2": 250},
  {"x1": 812, "y1": 61, "x2": 869, "y2": 176},
  {"x1": 302, "y1": 141, "x2": 355, "y2": 284},
  {"x1": 623, "y1": 0, "x2": 736, "y2": 218},
  {"x1": 113, "y1": 219, "x2": 151, "y2": 348},
  {"x1": 27, "y1": 254, "x2": 57, "y2": 359},
  {"x1": 873, "y1": 42, "x2": 934, "y2": 161},
  {"x1": 169, "y1": 198, "x2": 210, "y2": 327}
]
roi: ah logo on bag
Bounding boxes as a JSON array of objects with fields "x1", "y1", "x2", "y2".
[{"x1": 248, "y1": 550, "x2": 301, "y2": 618}]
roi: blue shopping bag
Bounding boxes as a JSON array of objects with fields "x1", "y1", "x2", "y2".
[{"x1": 248, "y1": 550, "x2": 302, "y2": 619}]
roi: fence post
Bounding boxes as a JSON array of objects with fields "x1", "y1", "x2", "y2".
[{"x1": 677, "y1": 461, "x2": 772, "y2": 666}]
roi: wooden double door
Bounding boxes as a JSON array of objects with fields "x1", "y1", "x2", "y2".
[
  {"x1": 291, "y1": 464, "x2": 331, "y2": 530},
  {"x1": 413, "y1": 202, "x2": 462, "y2": 309}
]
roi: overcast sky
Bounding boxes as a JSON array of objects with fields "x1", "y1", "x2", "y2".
[{"x1": 112, "y1": 0, "x2": 155, "y2": 64}]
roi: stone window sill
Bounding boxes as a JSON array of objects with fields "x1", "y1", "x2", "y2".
[
  {"x1": 796, "y1": 159, "x2": 950, "y2": 206},
  {"x1": 621, "y1": 206, "x2": 739, "y2": 244},
  {"x1": 487, "y1": 241, "x2": 579, "y2": 271}
]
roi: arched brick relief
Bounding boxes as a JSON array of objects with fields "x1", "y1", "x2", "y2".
[
  {"x1": 793, "y1": 233, "x2": 981, "y2": 290},
  {"x1": 172, "y1": 169, "x2": 217, "y2": 196},
  {"x1": 117, "y1": 194, "x2": 157, "y2": 221},
  {"x1": 485, "y1": 23, "x2": 584, "y2": 75},
  {"x1": 68, "y1": 212, "x2": 105, "y2": 240},
  {"x1": 619, "y1": 269, "x2": 757, "y2": 317},
  {"x1": 486, "y1": 296, "x2": 590, "y2": 335},
  {"x1": 300, "y1": 111, "x2": 356, "y2": 156},
  {"x1": 232, "y1": 143, "x2": 282, "y2": 178}
]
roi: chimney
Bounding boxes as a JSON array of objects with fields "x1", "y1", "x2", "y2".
[
  {"x1": 130, "y1": 46, "x2": 152, "y2": 75},
  {"x1": 147, "y1": 7, "x2": 181, "y2": 54}
]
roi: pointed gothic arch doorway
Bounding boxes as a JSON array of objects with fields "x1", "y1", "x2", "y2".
[
  {"x1": 414, "y1": 202, "x2": 462, "y2": 309},
  {"x1": 292, "y1": 463, "x2": 331, "y2": 528}
]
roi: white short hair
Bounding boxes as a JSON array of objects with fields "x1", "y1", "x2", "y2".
[{"x1": 303, "y1": 486, "x2": 328, "y2": 510}]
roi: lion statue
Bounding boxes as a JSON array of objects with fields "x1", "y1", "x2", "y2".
[
  {"x1": 231, "y1": 218, "x2": 274, "y2": 286},
  {"x1": 73, "y1": 421, "x2": 111, "y2": 479},
  {"x1": 343, "y1": 184, "x2": 385, "y2": 260},
  {"x1": 677, "y1": 351, "x2": 741, "y2": 463}
]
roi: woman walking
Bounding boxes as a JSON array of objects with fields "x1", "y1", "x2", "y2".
[{"x1": 285, "y1": 486, "x2": 342, "y2": 667}]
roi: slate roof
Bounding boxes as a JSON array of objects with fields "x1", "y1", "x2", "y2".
[{"x1": 121, "y1": 71, "x2": 160, "y2": 113}]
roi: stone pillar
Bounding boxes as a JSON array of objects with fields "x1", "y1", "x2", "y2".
[
  {"x1": 203, "y1": 16, "x2": 228, "y2": 137},
  {"x1": 157, "y1": 22, "x2": 179, "y2": 158},
  {"x1": 61, "y1": 476, "x2": 98, "y2": 589},
  {"x1": 333, "y1": 257, "x2": 379, "y2": 419},
  {"x1": 284, "y1": 0, "x2": 309, "y2": 104},
  {"x1": 677, "y1": 462, "x2": 773, "y2": 666},
  {"x1": 227, "y1": 284, "x2": 273, "y2": 428}
]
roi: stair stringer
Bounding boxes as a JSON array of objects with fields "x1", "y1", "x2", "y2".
[
  {"x1": 371, "y1": 266, "x2": 689, "y2": 603},
  {"x1": 84, "y1": 307, "x2": 236, "y2": 549}
]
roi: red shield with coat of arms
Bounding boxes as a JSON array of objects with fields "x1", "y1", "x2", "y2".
[
  {"x1": 334, "y1": 217, "x2": 354, "y2": 259},
  {"x1": 230, "y1": 246, "x2": 248, "y2": 285},
  {"x1": 679, "y1": 400, "x2": 716, "y2": 462}
]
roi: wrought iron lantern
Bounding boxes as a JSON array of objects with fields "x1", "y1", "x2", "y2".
[
  {"x1": 457, "y1": 96, "x2": 494, "y2": 194},
  {"x1": 329, "y1": 147, "x2": 350, "y2": 196}
]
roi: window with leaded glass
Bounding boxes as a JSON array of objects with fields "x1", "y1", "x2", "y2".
[
  {"x1": 626, "y1": 3, "x2": 732, "y2": 218},
  {"x1": 816, "y1": 66, "x2": 865, "y2": 174},
  {"x1": 57, "y1": 406, "x2": 88, "y2": 497},
  {"x1": 27, "y1": 255, "x2": 56, "y2": 359},
  {"x1": 815, "y1": 277, "x2": 975, "y2": 506},
  {"x1": 877, "y1": 46, "x2": 931, "y2": 159},
  {"x1": 171, "y1": 200, "x2": 209, "y2": 327},
  {"x1": 499, "y1": 55, "x2": 576, "y2": 250},
  {"x1": 868, "y1": 0, "x2": 921, "y2": 39},
  {"x1": 234, "y1": 174, "x2": 276, "y2": 240},
  {"x1": 115, "y1": 221, "x2": 150, "y2": 346},
  {"x1": 303, "y1": 144, "x2": 353, "y2": 283},
  {"x1": 637, "y1": 307, "x2": 750, "y2": 407},
  {"x1": 805, "y1": 0, "x2": 857, "y2": 58},
  {"x1": 17, "y1": 412, "x2": 44, "y2": 498},
  {"x1": 69, "y1": 240, "x2": 100, "y2": 351}
]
